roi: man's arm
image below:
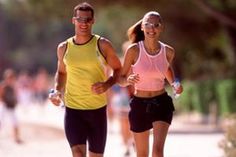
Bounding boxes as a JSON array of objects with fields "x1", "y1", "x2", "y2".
[
  {"x1": 101, "y1": 38, "x2": 121, "y2": 85},
  {"x1": 49, "y1": 41, "x2": 67, "y2": 105},
  {"x1": 92, "y1": 37, "x2": 121, "y2": 94},
  {"x1": 54, "y1": 41, "x2": 67, "y2": 92}
]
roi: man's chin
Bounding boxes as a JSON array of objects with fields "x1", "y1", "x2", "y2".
[{"x1": 78, "y1": 31, "x2": 90, "y2": 36}]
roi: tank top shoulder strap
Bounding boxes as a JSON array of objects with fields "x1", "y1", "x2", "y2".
[
  {"x1": 132, "y1": 41, "x2": 143, "y2": 67},
  {"x1": 60, "y1": 37, "x2": 71, "y2": 61},
  {"x1": 93, "y1": 34, "x2": 107, "y2": 66},
  {"x1": 94, "y1": 34, "x2": 100, "y2": 40},
  {"x1": 65, "y1": 37, "x2": 73, "y2": 46},
  {"x1": 93, "y1": 34, "x2": 101, "y2": 56},
  {"x1": 159, "y1": 41, "x2": 169, "y2": 65}
]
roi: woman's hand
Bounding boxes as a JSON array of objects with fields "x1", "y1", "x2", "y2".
[{"x1": 127, "y1": 73, "x2": 140, "y2": 85}]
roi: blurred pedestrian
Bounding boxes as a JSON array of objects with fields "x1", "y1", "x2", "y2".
[
  {"x1": 49, "y1": 2, "x2": 121, "y2": 157},
  {"x1": 17, "y1": 70, "x2": 33, "y2": 108},
  {"x1": 118, "y1": 11, "x2": 183, "y2": 157},
  {"x1": 110, "y1": 84, "x2": 134, "y2": 156},
  {"x1": 109, "y1": 40, "x2": 135, "y2": 156},
  {"x1": 33, "y1": 67, "x2": 49, "y2": 106},
  {"x1": 0, "y1": 68, "x2": 23, "y2": 144}
]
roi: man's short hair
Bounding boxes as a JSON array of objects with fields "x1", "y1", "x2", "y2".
[{"x1": 73, "y1": 2, "x2": 94, "y2": 18}]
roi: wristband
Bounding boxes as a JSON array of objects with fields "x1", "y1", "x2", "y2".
[
  {"x1": 49, "y1": 89, "x2": 61, "y2": 95},
  {"x1": 171, "y1": 79, "x2": 180, "y2": 88}
]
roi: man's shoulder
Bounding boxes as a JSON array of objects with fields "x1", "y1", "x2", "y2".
[
  {"x1": 58, "y1": 40, "x2": 69, "y2": 50},
  {"x1": 97, "y1": 36, "x2": 112, "y2": 46},
  {"x1": 58, "y1": 36, "x2": 74, "y2": 48}
]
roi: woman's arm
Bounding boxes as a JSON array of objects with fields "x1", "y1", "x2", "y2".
[{"x1": 118, "y1": 44, "x2": 140, "y2": 87}]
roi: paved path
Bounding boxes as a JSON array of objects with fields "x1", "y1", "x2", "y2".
[{"x1": 0, "y1": 103, "x2": 225, "y2": 157}]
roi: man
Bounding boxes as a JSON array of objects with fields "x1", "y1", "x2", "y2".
[{"x1": 49, "y1": 2, "x2": 121, "y2": 157}]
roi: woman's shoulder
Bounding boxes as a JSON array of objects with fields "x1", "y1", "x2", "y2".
[
  {"x1": 127, "y1": 43, "x2": 139, "y2": 52},
  {"x1": 124, "y1": 43, "x2": 140, "y2": 64},
  {"x1": 160, "y1": 41, "x2": 175, "y2": 63},
  {"x1": 160, "y1": 41, "x2": 174, "y2": 52},
  {"x1": 125, "y1": 43, "x2": 139, "y2": 57}
]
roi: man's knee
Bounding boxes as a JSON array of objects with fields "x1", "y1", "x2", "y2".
[
  {"x1": 71, "y1": 144, "x2": 86, "y2": 157},
  {"x1": 89, "y1": 151, "x2": 104, "y2": 157}
]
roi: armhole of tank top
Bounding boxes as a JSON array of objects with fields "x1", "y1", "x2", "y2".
[
  {"x1": 62, "y1": 41, "x2": 68, "y2": 62},
  {"x1": 131, "y1": 42, "x2": 141, "y2": 67},
  {"x1": 96, "y1": 37, "x2": 108, "y2": 69},
  {"x1": 161, "y1": 43, "x2": 170, "y2": 67},
  {"x1": 96, "y1": 37, "x2": 106, "y2": 61}
]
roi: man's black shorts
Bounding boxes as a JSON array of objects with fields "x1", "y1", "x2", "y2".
[{"x1": 64, "y1": 105, "x2": 107, "y2": 153}]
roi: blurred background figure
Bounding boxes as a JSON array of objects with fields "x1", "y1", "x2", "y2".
[
  {"x1": 16, "y1": 70, "x2": 34, "y2": 110},
  {"x1": 33, "y1": 67, "x2": 50, "y2": 106},
  {"x1": 0, "y1": 68, "x2": 23, "y2": 144},
  {"x1": 110, "y1": 84, "x2": 134, "y2": 157}
]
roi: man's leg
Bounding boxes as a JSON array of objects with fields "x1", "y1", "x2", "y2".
[{"x1": 71, "y1": 144, "x2": 87, "y2": 157}]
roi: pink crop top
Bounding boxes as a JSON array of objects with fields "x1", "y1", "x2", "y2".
[{"x1": 131, "y1": 41, "x2": 169, "y2": 91}]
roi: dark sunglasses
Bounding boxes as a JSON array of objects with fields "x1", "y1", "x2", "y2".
[
  {"x1": 74, "y1": 17, "x2": 93, "y2": 23},
  {"x1": 143, "y1": 22, "x2": 161, "y2": 29}
]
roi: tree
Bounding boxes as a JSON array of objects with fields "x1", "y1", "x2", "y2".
[{"x1": 0, "y1": 0, "x2": 235, "y2": 79}]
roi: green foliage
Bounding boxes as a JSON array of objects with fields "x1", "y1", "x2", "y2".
[
  {"x1": 0, "y1": 0, "x2": 236, "y2": 78},
  {"x1": 216, "y1": 79, "x2": 236, "y2": 116},
  {"x1": 175, "y1": 80, "x2": 194, "y2": 112},
  {"x1": 94, "y1": 5, "x2": 144, "y2": 55},
  {"x1": 187, "y1": 80, "x2": 216, "y2": 114},
  {"x1": 208, "y1": 0, "x2": 236, "y2": 10},
  {"x1": 177, "y1": 79, "x2": 236, "y2": 116}
]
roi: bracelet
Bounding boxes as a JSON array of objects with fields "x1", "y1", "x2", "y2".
[
  {"x1": 171, "y1": 81, "x2": 180, "y2": 88},
  {"x1": 49, "y1": 89, "x2": 62, "y2": 95},
  {"x1": 171, "y1": 81, "x2": 176, "y2": 87},
  {"x1": 55, "y1": 90, "x2": 62, "y2": 95}
]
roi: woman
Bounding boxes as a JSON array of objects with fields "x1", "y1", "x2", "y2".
[{"x1": 118, "y1": 11, "x2": 183, "y2": 157}]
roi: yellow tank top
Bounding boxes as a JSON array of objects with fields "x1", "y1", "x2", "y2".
[{"x1": 63, "y1": 35, "x2": 107, "y2": 110}]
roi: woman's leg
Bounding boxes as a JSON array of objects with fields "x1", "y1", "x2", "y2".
[
  {"x1": 152, "y1": 121, "x2": 170, "y2": 157},
  {"x1": 133, "y1": 130, "x2": 150, "y2": 157}
]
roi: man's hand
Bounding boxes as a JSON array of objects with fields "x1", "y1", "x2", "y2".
[
  {"x1": 91, "y1": 82, "x2": 109, "y2": 94},
  {"x1": 48, "y1": 89, "x2": 63, "y2": 106}
]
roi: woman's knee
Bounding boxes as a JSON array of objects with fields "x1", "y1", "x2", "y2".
[
  {"x1": 152, "y1": 144, "x2": 164, "y2": 157},
  {"x1": 136, "y1": 147, "x2": 149, "y2": 157},
  {"x1": 137, "y1": 151, "x2": 149, "y2": 157}
]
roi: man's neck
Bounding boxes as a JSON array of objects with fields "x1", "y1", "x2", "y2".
[{"x1": 73, "y1": 34, "x2": 93, "y2": 45}]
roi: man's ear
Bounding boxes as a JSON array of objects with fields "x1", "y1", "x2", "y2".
[
  {"x1": 91, "y1": 18, "x2": 95, "y2": 24},
  {"x1": 72, "y1": 17, "x2": 75, "y2": 24}
]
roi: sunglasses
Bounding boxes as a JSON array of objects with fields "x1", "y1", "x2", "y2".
[
  {"x1": 74, "y1": 17, "x2": 93, "y2": 23},
  {"x1": 143, "y1": 22, "x2": 161, "y2": 29}
]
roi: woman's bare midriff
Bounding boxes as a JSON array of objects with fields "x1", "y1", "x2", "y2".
[{"x1": 134, "y1": 89, "x2": 166, "y2": 98}]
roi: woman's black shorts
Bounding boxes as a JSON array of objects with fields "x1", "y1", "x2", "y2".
[
  {"x1": 64, "y1": 105, "x2": 107, "y2": 154},
  {"x1": 129, "y1": 92, "x2": 175, "y2": 133}
]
